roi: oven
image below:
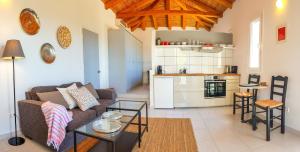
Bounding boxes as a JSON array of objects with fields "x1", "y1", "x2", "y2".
[{"x1": 204, "y1": 76, "x2": 226, "y2": 98}]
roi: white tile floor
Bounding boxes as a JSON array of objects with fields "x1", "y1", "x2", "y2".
[
  {"x1": 1, "y1": 107, "x2": 300, "y2": 152},
  {"x1": 148, "y1": 106, "x2": 300, "y2": 152},
  {"x1": 1, "y1": 85, "x2": 300, "y2": 152}
]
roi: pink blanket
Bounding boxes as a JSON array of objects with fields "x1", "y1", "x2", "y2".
[{"x1": 41, "y1": 101, "x2": 73, "y2": 151}]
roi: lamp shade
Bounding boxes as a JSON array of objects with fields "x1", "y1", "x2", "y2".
[{"x1": 2, "y1": 40, "x2": 25, "y2": 60}]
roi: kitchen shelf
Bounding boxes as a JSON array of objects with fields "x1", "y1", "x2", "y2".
[{"x1": 156, "y1": 45, "x2": 235, "y2": 53}]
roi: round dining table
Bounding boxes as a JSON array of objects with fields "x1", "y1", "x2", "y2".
[{"x1": 239, "y1": 84, "x2": 268, "y2": 130}]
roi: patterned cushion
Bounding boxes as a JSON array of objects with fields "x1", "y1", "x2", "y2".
[
  {"x1": 68, "y1": 86, "x2": 100, "y2": 111},
  {"x1": 57, "y1": 83, "x2": 78, "y2": 109},
  {"x1": 84, "y1": 83, "x2": 99, "y2": 99}
]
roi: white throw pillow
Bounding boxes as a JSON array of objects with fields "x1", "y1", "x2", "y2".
[
  {"x1": 68, "y1": 86, "x2": 100, "y2": 111},
  {"x1": 57, "y1": 83, "x2": 78, "y2": 109}
]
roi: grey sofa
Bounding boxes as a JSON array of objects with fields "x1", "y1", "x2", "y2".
[{"x1": 18, "y1": 82, "x2": 117, "y2": 152}]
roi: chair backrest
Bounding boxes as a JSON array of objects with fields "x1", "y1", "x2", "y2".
[
  {"x1": 270, "y1": 76, "x2": 288, "y2": 104},
  {"x1": 248, "y1": 74, "x2": 260, "y2": 84}
]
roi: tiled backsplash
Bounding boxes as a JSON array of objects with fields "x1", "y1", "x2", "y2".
[{"x1": 153, "y1": 47, "x2": 233, "y2": 74}]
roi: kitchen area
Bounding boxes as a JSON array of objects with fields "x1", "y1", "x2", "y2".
[{"x1": 149, "y1": 31, "x2": 240, "y2": 108}]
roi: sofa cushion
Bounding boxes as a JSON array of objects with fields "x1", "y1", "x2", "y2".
[
  {"x1": 68, "y1": 86, "x2": 100, "y2": 111},
  {"x1": 60, "y1": 82, "x2": 83, "y2": 88},
  {"x1": 91, "y1": 99, "x2": 114, "y2": 116},
  {"x1": 66, "y1": 108, "x2": 97, "y2": 131},
  {"x1": 36, "y1": 91, "x2": 69, "y2": 109},
  {"x1": 27, "y1": 82, "x2": 83, "y2": 101},
  {"x1": 84, "y1": 83, "x2": 99, "y2": 99},
  {"x1": 57, "y1": 83, "x2": 78, "y2": 109}
]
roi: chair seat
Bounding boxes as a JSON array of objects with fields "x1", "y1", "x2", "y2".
[
  {"x1": 235, "y1": 92, "x2": 253, "y2": 97},
  {"x1": 255, "y1": 100, "x2": 283, "y2": 109}
]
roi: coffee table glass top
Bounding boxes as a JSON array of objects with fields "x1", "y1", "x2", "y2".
[
  {"x1": 107, "y1": 100, "x2": 146, "y2": 111},
  {"x1": 75, "y1": 111, "x2": 138, "y2": 142}
]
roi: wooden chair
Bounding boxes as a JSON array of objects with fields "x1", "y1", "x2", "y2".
[
  {"x1": 253, "y1": 76, "x2": 288, "y2": 141},
  {"x1": 233, "y1": 74, "x2": 260, "y2": 122}
]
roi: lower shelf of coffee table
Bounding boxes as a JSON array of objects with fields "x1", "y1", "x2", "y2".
[{"x1": 89, "y1": 132, "x2": 138, "y2": 152}]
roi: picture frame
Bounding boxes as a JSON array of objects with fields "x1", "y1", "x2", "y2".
[{"x1": 277, "y1": 25, "x2": 286, "y2": 43}]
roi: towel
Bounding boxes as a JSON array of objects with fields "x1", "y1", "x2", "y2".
[{"x1": 41, "y1": 101, "x2": 73, "y2": 151}]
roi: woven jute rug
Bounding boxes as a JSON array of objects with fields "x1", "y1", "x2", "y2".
[{"x1": 70, "y1": 118, "x2": 198, "y2": 152}]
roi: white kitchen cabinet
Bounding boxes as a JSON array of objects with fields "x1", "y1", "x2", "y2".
[
  {"x1": 173, "y1": 76, "x2": 204, "y2": 107},
  {"x1": 154, "y1": 77, "x2": 174, "y2": 108}
]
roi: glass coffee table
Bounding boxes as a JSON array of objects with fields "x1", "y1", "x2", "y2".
[
  {"x1": 74, "y1": 110, "x2": 139, "y2": 152},
  {"x1": 106, "y1": 100, "x2": 148, "y2": 147}
]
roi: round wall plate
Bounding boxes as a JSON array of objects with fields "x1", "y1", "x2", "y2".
[
  {"x1": 20, "y1": 8, "x2": 40, "y2": 35},
  {"x1": 40, "y1": 43, "x2": 56, "y2": 64},
  {"x1": 57, "y1": 26, "x2": 72, "y2": 49}
]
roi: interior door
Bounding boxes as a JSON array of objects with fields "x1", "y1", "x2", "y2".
[{"x1": 82, "y1": 28, "x2": 100, "y2": 88}]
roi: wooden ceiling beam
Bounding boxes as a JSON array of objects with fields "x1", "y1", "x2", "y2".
[
  {"x1": 179, "y1": 0, "x2": 220, "y2": 14},
  {"x1": 104, "y1": 0, "x2": 124, "y2": 9},
  {"x1": 141, "y1": 17, "x2": 147, "y2": 30},
  {"x1": 166, "y1": 0, "x2": 172, "y2": 30},
  {"x1": 127, "y1": 17, "x2": 144, "y2": 27},
  {"x1": 124, "y1": 17, "x2": 140, "y2": 24},
  {"x1": 126, "y1": 0, "x2": 160, "y2": 30},
  {"x1": 131, "y1": 22, "x2": 142, "y2": 32},
  {"x1": 151, "y1": 16, "x2": 158, "y2": 30},
  {"x1": 196, "y1": 16, "x2": 213, "y2": 27},
  {"x1": 214, "y1": 0, "x2": 233, "y2": 9},
  {"x1": 198, "y1": 15, "x2": 218, "y2": 24},
  {"x1": 174, "y1": 0, "x2": 211, "y2": 30},
  {"x1": 195, "y1": 21, "x2": 200, "y2": 30},
  {"x1": 182, "y1": 15, "x2": 186, "y2": 30},
  {"x1": 117, "y1": 10, "x2": 220, "y2": 18},
  {"x1": 118, "y1": 0, "x2": 155, "y2": 13}
]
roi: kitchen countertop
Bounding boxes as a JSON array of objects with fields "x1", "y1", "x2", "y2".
[{"x1": 153, "y1": 73, "x2": 241, "y2": 77}]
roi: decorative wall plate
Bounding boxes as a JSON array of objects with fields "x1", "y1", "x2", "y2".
[
  {"x1": 40, "y1": 43, "x2": 56, "y2": 64},
  {"x1": 20, "y1": 8, "x2": 40, "y2": 35},
  {"x1": 57, "y1": 26, "x2": 72, "y2": 49}
]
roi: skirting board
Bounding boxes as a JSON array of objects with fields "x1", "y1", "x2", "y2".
[{"x1": 287, "y1": 126, "x2": 300, "y2": 136}]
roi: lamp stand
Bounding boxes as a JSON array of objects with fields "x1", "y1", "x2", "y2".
[{"x1": 8, "y1": 57, "x2": 25, "y2": 146}]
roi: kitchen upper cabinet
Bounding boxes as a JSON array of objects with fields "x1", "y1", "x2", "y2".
[
  {"x1": 154, "y1": 77, "x2": 174, "y2": 108},
  {"x1": 108, "y1": 29, "x2": 143, "y2": 93}
]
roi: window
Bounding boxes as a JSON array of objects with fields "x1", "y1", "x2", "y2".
[{"x1": 249, "y1": 18, "x2": 261, "y2": 68}]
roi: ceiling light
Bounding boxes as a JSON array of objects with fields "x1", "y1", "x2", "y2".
[{"x1": 276, "y1": 0, "x2": 284, "y2": 9}]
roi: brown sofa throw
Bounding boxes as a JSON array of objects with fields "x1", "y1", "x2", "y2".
[
  {"x1": 57, "y1": 83, "x2": 78, "y2": 109},
  {"x1": 68, "y1": 86, "x2": 100, "y2": 111}
]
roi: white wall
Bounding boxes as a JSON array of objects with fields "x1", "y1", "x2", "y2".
[
  {"x1": 132, "y1": 28, "x2": 155, "y2": 84},
  {"x1": 212, "y1": 0, "x2": 300, "y2": 131},
  {"x1": 0, "y1": 0, "x2": 116, "y2": 136}
]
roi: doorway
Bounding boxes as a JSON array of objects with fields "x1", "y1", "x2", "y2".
[{"x1": 82, "y1": 28, "x2": 100, "y2": 88}]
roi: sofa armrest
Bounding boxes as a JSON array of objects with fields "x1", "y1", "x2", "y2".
[
  {"x1": 18, "y1": 100, "x2": 48, "y2": 145},
  {"x1": 96, "y1": 88, "x2": 117, "y2": 101}
]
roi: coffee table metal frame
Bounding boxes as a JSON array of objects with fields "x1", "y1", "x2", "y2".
[
  {"x1": 106, "y1": 100, "x2": 148, "y2": 148},
  {"x1": 73, "y1": 111, "x2": 139, "y2": 152}
]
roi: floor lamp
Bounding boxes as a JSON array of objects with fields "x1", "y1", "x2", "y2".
[{"x1": 1, "y1": 40, "x2": 25, "y2": 146}]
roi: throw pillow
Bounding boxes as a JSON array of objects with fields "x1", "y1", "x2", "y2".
[
  {"x1": 84, "y1": 83, "x2": 99, "y2": 99},
  {"x1": 37, "y1": 91, "x2": 69, "y2": 109},
  {"x1": 68, "y1": 86, "x2": 100, "y2": 111},
  {"x1": 57, "y1": 83, "x2": 78, "y2": 109}
]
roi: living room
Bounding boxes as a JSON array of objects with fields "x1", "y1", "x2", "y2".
[{"x1": 1, "y1": 0, "x2": 300, "y2": 152}]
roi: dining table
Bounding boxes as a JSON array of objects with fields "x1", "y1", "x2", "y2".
[{"x1": 239, "y1": 84, "x2": 268, "y2": 130}]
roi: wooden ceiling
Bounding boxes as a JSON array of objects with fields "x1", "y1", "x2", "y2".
[{"x1": 102, "y1": 0, "x2": 235, "y2": 31}]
